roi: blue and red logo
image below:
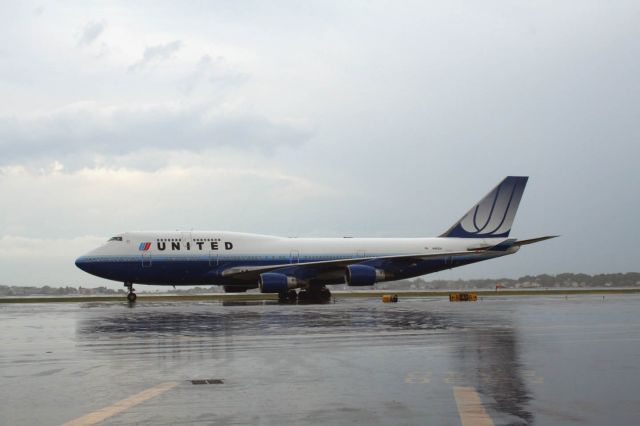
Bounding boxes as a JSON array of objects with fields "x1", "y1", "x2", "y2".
[{"x1": 138, "y1": 242, "x2": 152, "y2": 251}]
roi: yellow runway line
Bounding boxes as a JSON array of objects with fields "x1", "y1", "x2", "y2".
[
  {"x1": 61, "y1": 382, "x2": 177, "y2": 426},
  {"x1": 453, "y1": 386, "x2": 494, "y2": 426}
]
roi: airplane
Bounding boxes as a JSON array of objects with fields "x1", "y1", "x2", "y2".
[{"x1": 75, "y1": 176, "x2": 556, "y2": 302}]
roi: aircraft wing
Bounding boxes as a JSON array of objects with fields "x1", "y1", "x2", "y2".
[
  {"x1": 220, "y1": 236, "x2": 558, "y2": 283},
  {"x1": 220, "y1": 250, "x2": 481, "y2": 282}
]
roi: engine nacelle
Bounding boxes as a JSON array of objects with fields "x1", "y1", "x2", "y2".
[
  {"x1": 259, "y1": 273, "x2": 299, "y2": 293},
  {"x1": 345, "y1": 265, "x2": 386, "y2": 286}
]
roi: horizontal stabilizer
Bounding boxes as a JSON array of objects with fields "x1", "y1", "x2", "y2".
[
  {"x1": 466, "y1": 238, "x2": 517, "y2": 252},
  {"x1": 467, "y1": 236, "x2": 558, "y2": 252},
  {"x1": 513, "y1": 235, "x2": 559, "y2": 246}
]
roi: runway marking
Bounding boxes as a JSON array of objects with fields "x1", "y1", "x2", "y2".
[
  {"x1": 521, "y1": 370, "x2": 544, "y2": 384},
  {"x1": 61, "y1": 382, "x2": 177, "y2": 426},
  {"x1": 404, "y1": 371, "x2": 431, "y2": 384},
  {"x1": 453, "y1": 386, "x2": 494, "y2": 426},
  {"x1": 444, "y1": 371, "x2": 466, "y2": 385}
]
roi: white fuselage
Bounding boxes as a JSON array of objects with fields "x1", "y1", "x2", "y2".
[{"x1": 76, "y1": 231, "x2": 515, "y2": 288}]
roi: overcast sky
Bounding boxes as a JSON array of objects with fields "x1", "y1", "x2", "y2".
[{"x1": 1, "y1": 1, "x2": 638, "y2": 287}]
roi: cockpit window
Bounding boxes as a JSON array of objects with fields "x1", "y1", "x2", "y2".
[{"x1": 108, "y1": 236, "x2": 123, "y2": 242}]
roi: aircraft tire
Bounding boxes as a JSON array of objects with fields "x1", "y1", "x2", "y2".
[
  {"x1": 127, "y1": 292, "x2": 137, "y2": 302},
  {"x1": 297, "y1": 287, "x2": 330, "y2": 304},
  {"x1": 319, "y1": 287, "x2": 331, "y2": 301}
]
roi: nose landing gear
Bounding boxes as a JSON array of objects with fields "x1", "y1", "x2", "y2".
[{"x1": 124, "y1": 282, "x2": 136, "y2": 302}]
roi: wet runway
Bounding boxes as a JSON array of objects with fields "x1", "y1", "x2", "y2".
[{"x1": 2, "y1": 295, "x2": 640, "y2": 425}]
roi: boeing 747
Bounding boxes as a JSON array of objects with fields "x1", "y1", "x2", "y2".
[{"x1": 75, "y1": 176, "x2": 556, "y2": 302}]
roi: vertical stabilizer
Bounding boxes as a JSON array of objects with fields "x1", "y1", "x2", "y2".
[{"x1": 440, "y1": 176, "x2": 528, "y2": 238}]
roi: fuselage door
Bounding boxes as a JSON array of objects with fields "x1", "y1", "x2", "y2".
[
  {"x1": 142, "y1": 253, "x2": 152, "y2": 268},
  {"x1": 357, "y1": 250, "x2": 366, "y2": 258},
  {"x1": 290, "y1": 250, "x2": 299, "y2": 264}
]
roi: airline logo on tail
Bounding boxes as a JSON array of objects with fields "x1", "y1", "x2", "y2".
[{"x1": 440, "y1": 176, "x2": 528, "y2": 238}]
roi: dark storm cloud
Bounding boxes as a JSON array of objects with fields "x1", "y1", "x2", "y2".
[
  {"x1": 0, "y1": 104, "x2": 313, "y2": 164},
  {"x1": 77, "y1": 20, "x2": 106, "y2": 46},
  {"x1": 129, "y1": 40, "x2": 183, "y2": 71}
]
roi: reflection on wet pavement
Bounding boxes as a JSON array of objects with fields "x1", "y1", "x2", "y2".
[{"x1": 2, "y1": 296, "x2": 640, "y2": 425}]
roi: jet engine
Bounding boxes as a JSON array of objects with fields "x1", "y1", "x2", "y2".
[
  {"x1": 259, "y1": 272, "x2": 300, "y2": 293},
  {"x1": 345, "y1": 265, "x2": 386, "y2": 286}
]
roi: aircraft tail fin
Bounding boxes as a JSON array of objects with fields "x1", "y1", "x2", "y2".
[{"x1": 440, "y1": 176, "x2": 529, "y2": 238}]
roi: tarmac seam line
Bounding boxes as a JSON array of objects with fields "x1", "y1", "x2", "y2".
[{"x1": 60, "y1": 382, "x2": 177, "y2": 426}]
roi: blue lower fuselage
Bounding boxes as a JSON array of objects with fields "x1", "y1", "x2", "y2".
[{"x1": 75, "y1": 253, "x2": 488, "y2": 287}]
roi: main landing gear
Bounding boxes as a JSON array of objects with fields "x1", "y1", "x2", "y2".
[
  {"x1": 278, "y1": 289, "x2": 298, "y2": 303},
  {"x1": 124, "y1": 282, "x2": 137, "y2": 302},
  {"x1": 278, "y1": 287, "x2": 332, "y2": 304}
]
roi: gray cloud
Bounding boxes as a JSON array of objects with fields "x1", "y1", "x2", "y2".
[
  {"x1": 182, "y1": 55, "x2": 250, "y2": 95},
  {"x1": 0, "y1": 103, "x2": 313, "y2": 166},
  {"x1": 129, "y1": 40, "x2": 183, "y2": 71},
  {"x1": 1, "y1": 1, "x2": 639, "y2": 285},
  {"x1": 78, "y1": 20, "x2": 106, "y2": 46}
]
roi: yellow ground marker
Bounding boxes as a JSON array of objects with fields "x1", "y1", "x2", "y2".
[
  {"x1": 453, "y1": 386, "x2": 494, "y2": 426},
  {"x1": 61, "y1": 382, "x2": 177, "y2": 426}
]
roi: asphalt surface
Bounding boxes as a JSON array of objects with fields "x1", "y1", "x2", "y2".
[{"x1": 1, "y1": 295, "x2": 639, "y2": 425}]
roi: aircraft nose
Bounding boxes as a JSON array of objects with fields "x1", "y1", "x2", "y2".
[{"x1": 75, "y1": 256, "x2": 91, "y2": 272}]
